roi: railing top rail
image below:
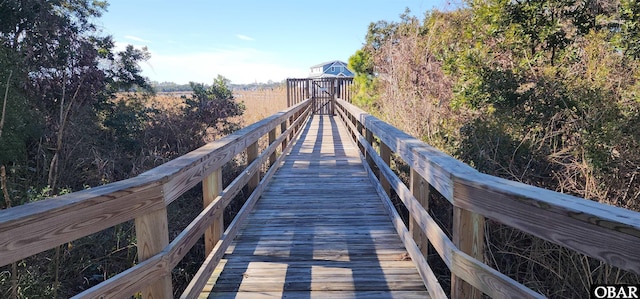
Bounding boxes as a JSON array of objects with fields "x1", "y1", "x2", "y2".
[
  {"x1": 0, "y1": 99, "x2": 312, "y2": 268},
  {"x1": 335, "y1": 98, "x2": 640, "y2": 275}
]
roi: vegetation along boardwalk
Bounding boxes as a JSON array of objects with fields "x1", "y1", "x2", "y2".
[
  {"x1": 201, "y1": 115, "x2": 431, "y2": 298},
  {"x1": 2, "y1": 93, "x2": 640, "y2": 298}
]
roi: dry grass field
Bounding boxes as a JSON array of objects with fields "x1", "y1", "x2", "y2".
[
  {"x1": 145, "y1": 86, "x2": 288, "y2": 127},
  {"x1": 233, "y1": 86, "x2": 288, "y2": 125}
]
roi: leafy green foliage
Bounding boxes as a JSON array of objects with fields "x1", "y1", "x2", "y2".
[
  {"x1": 0, "y1": 1, "x2": 248, "y2": 297},
  {"x1": 348, "y1": 50, "x2": 379, "y2": 108},
  {"x1": 101, "y1": 95, "x2": 158, "y2": 154},
  {"x1": 350, "y1": 3, "x2": 640, "y2": 296},
  {"x1": 182, "y1": 75, "x2": 245, "y2": 138},
  {"x1": 621, "y1": 0, "x2": 640, "y2": 58},
  {"x1": 106, "y1": 45, "x2": 154, "y2": 93},
  {"x1": 0, "y1": 46, "x2": 36, "y2": 166}
]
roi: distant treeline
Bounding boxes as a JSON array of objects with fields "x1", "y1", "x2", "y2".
[{"x1": 152, "y1": 80, "x2": 285, "y2": 93}]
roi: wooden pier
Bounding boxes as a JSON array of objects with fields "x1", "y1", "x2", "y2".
[
  {"x1": 1, "y1": 82, "x2": 639, "y2": 298},
  {"x1": 201, "y1": 115, "x2": 430, "y2": 298}
]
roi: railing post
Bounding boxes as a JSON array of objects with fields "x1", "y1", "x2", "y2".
[
  {"x1": 268, "y1": 127, "x2": 277, "y2": 166},
  {"x1": 330, "y1": 78, "x2": 335, "y2": 115},
  {"x1": 293, "y1": 80, "x2": 297, "y2": 105},
  {"x1": 356, "y1": 121, "x2": 364, "y2": 154},
  {"x1": 134, "y1": 208, "x2": 172, "y2": 298},
  {"x1": 286, "y1": 79, "x2": 291, "y2": 107},
  {"x1": 305, "y1": 79, "x2": 310, "y2": 99},
  {"x1": 281, "y1": 120, "x2": 288, "y2": 152},
  {"x1": 452, "y1": 207, "x2": 485, "y2": 299},
  {"x1": 289, "y1": 115, "x2": 295, "y2": 135},
  {"x1": 379, "y1": 142, "x2": 391, "y2": 196},
  {"x1": 203, "y1": 168, "x2": 223, "y2": 255},
  {"x1": 410, "y1": 169, "x2": 429, "y2": 256},
  {"x1": 312, "y1": 82, "x2": 317, "y2": 114},
  {"x1": 365, "y1": 129, "x2": 374, "y2": 170},
  {"x1": 297, "y1": 110, "x2": 304, "y2": 132},
  {"x1": 247, "y1": 141, "x2": 259, "y2": 191},
  {"x1": 292, "y1": 112, "x2": 299, "y2": 134}
]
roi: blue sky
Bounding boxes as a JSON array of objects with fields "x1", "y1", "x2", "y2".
[{"x1": 98, "y1": 0, "x2": 448, "y2": 84}]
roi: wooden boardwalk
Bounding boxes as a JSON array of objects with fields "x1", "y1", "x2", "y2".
[
  {"x1": 5, "y1": 97, "x2": 638, "y2": 298},
  {"x1": 200, "y1": 115, "x2": 431, "y2": 298}
]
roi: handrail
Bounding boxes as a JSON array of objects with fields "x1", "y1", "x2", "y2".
[
  {"x1": 335, "y1": 98, "x2": 640, "y2": 298},
  {"x1": 3, "y1": 94, "x2": 638, "y2": 298},
  {"x1": 0, "y1": 98, "x2": 312, "y2": 298}
]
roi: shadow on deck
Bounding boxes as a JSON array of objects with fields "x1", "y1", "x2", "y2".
[{"x1": 201, "y1": 115, "x2": 431, "y2": 298}]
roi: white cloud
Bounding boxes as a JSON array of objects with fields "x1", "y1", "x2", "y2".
[
  {"x1": 141, "y1": 47, "x2": 307, "y2": 84},
  {"x1": 236, "y1": 34, "x2": 255, "y2": 41},
  {"x1": 124, "y1": 35, "x2": 151, "y2": 43}
]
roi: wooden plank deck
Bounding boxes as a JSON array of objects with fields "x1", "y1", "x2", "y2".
[{"x1": 200, "y1": 115, "x2": 430, "y2": 299}]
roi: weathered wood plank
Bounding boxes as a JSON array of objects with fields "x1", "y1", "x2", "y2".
[
  {"x1": 0, "y1": 178, "x2": 164, "y2": 267},
  {"x1": 72, "y1": 254, "x2": 168, "y2": 299},
  {"x1": 218, "y1": 254, "x2": 418, "y2": 263},
  {"x1": 410, "y1": 168, "x2": 429, "y2": 257},
  {"x1": 211, "y1": 260, "x2": 420, "y2": 270},
  {"x1": 452, "y1": 206, "x2": 484, "y2": 299},
  {"x1": 268, "y1": 127, "x2": 277, "y2": 166},
  {"x1": 209, "y1": 264, "x2": 420, "y2": 276},
  {"x1": 203, "y1": 169, "x2": 223, "y2": 255},
  {"x1": 454, "y1": 171, "x2": 640, "y2": 275},
  {"x1": 246, "y1": 141, "x2": 259, "y2": 191},
  {"x1": 204, "y1": 290, "x2": 430, "y2": 299},
  {"x1": 134, "y1": 208, "x2": 172, "y2": 298},
  {"x1": 210, "y1": 281, "x2": 429, "y2": 292}
]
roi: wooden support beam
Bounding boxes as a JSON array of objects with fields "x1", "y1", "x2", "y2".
[
  {"x1": 286, "y1": 79, "x2": 291, "y2": 107},
  {"x1": 268, "y1": 127, "x2": 277, "y2": 166},
  {"x1": 379, "y1": 142, "x2": 391, "y2": 196},
  {"x1": 410, "y1": 169, "x2": 430, "y2": 257},
  {"x1": 134, "y1": 208, "x2": 171, "y2": 298},
  {"x1": 330, "y1": 78, "x2": 335, "y2": 115},
  {"x1": 247, "y1": 141, "x2": 259, "y2": 191},
  {"x1": 203, "y1": 168, "x2": 223, "y2": 255},
  {"x1": 311, "y1": 82, "x2": 316, "y2": 114},
  {"x1": 280, "y1": 120, "x2": 288, "y2": 152},
  {"x1": 452, "y1": 207, "x2": 485, "y2": 299},
  {"x1": 356, "y1": 121, "x2": 364, "y2": 154},
  {"x1": 365, "y1": 129, "x2": 374, "y2": 170}
]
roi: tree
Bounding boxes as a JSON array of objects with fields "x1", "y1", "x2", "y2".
[
  {"x1": 621, "y1": 0, "x2": 640, "y2": 58},
  {"x1": 348, "y1": 5, "x2": 640, "y2": 296},
  {"x1": 182, "y1": 75, "x2": 245, "y2": 142},
  {"x1": 348, "y1": 49, "x2": 378, "y2": 108}
]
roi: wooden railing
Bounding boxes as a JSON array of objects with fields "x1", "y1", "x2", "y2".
[
  {"x1": 0, "y1": 99, "x2": 312, "y2": 298},
  {"x1": 2, "y1": 94, "x2": 639, "y2": 298},
  {"x1": 335, "y1": 98, "x2": 640, "y2": 299}
]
